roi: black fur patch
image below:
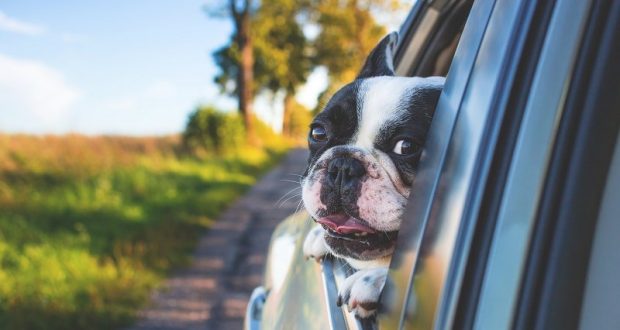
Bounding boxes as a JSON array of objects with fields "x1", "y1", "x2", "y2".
[
  {"x1": 306, "y1": 81, "x2": 361, "y2": 170},
  {"x1": 373, "y1": 85, "x2": 443, "y2": 185},
  {"x1": 357, "y1": 33, "x2": 397, "y2": 79}
]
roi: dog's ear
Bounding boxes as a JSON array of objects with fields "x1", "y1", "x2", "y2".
[{"x1": 357, "y1": 32, "x2": 398, "y2": 79}]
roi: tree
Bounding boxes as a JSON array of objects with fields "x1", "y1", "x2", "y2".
[
  {"x1": 210, "y1": 0, "x2": 403, "y2": 134},
  {"x1": 309, "y1": 0, "x2": 404, "y2": 113},
  {"x1": 209, "y1": 0, "x2": 257, "y2": 141},
  {"x1": 214, "y1": 0, "x2": 312, "y2": 137},
  {"x1": 252, "y1": 0, "x2": 312, "y2": 136}
]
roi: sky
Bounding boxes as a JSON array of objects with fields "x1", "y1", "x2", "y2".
[{"x1": 0, "y1": 0, "x2": 328, "y2": 135}]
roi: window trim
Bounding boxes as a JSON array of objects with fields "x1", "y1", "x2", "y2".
[
  {"x1": 472, "y1": 0, "x2": 594, "y2": 328},
  {"x1": 514, "y1": 0, "x2": 620, "y2": 328}
]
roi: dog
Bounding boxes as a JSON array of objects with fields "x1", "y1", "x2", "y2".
[{"x1": 301, "y1": 31, "x2": 444, "y2": 318}]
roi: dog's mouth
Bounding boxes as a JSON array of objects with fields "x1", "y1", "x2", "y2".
[
  {"x1": 316, "y1": 214, "x2": 376, "y2": 235},
  {"x1": 316, "y1": 214, "x2": 398, "y2": 260}
]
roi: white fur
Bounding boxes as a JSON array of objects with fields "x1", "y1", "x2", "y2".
[
  {"x1": 338, "y1": 267, "x2": 388, "y2": 318},
  {"x1": 353, "y1": 76, "x2": 425, "y2": 149},
  {"x1": 301, "y1": 146, "x2": 408, "y2": 233},
  {"x1": 303, "y1": 224, "x2": 330, "y2": 260},
  {"x1": 345, "y1": 256, "x2": 390, "y2": 270}
]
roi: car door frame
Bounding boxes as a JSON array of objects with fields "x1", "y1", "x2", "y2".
[{"x1": 380, "y1": 0, "x2": 609, "y2": 328}]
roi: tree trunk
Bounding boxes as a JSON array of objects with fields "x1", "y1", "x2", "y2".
[
  {"x1": 282, "y1": 92, "x2": 294, "y2": 136},
  {"x1": 235, "y1": 5, "x2": 255, "y2": 142}
]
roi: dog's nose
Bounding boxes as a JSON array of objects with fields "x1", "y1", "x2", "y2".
[{"x1": 327, "y1": 157, "x2": 366, "y2": 188}]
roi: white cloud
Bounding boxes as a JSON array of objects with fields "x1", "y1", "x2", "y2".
[
  {"x1": 0, "y1": 10, "x2": 45, "y2": 36},
  {"x1": 0, "y1": 53, "x2": 80, "y2": 131}
]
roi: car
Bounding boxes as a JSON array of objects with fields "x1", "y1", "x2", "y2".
[{"x1": 245, "y1": 0, "x2": 620, "y2": 328}]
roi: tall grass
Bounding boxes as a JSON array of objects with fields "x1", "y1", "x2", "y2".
[{"x1": 0, "y1": 134, "x2": 289, "y2": 329}]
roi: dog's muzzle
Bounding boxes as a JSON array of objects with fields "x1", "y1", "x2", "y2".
[{"x1": 326, "y1": 157, "x2": 366, "y2": 193}]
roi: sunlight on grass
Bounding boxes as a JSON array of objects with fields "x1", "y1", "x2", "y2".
[{"x1": 0, "y1": 134, "x2": 290, "y2": 329}]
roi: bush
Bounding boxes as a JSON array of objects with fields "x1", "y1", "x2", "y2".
[
  {"x1": 182, "y1": 105, "x2": 293, "y2": 155},
  {"x1": 182, "y1": 106, "x2": 245, "y2": 155}
]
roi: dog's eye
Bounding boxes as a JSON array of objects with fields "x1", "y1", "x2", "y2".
[
  {"x1": 393, "y1": 139, "x2": 417, "y2": 155},
  {"x1": 310, "y1": 125, "x2": 328, "y2": 142}
]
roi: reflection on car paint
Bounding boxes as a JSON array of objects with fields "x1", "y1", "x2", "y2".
[{"x1": 260, "y1": 212, "x2": 332, "y2": 330}]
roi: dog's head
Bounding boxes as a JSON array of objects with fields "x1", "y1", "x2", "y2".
[{"x1": 301, "y1": 32, "x2": 444, "y2": 261}]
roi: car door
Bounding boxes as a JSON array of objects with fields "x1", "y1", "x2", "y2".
[{"x1": 380, "y1": 0, "x2": 619, "y2": 329}]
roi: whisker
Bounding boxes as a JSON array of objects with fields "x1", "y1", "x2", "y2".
[
  {"x1": 275, "y1": 186, "x2": 300, "y2": 202},
  {"x1": 294, "y1": 198, "x2": 305, "y2": 214},
  {"x1": 278, "y1": 193, "x2": 302, "y2": 208},
  {"x1": 279, "y1": 179, "x2": 303, "y2": 184},
  {"x1": 275, "y1": 187, "x2": 302, "y2": 205}
]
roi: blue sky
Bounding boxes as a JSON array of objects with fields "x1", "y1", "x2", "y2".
[
  {"x1": 0, "y1": 1, "x2": 327, "y2": 135},
  {"x1": 0, "y1": 1, "x2": 411, "y2": 135}
]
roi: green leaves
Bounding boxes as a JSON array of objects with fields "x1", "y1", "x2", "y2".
[
  {"x1": 253, "y1": 0, "x2": 312, "y2": 95},
  {"x1": 210, "y1": 0, "x2": 405, "y2": 128},
  {"x1": 182, "y1": 106, "x2": 245, "y2": 155}
]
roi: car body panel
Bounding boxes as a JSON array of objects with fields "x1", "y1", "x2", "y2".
[
  {"x1": 474, "y1": 0, "x2": 592, "y2": 328},
  {"x1": 259, "y1": 212, "x2": 332, "y2": 330}
]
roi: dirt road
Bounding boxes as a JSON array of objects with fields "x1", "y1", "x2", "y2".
[{"x1": 130, "y1": 148, "x2": 309, "y2": 330}]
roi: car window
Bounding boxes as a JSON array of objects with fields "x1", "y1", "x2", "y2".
[
  {"x1": 381, "y1": 0, "x2": 594, "y2": 328},
  {"x1": 380, "y1": 0, "x2": 498, "y2": 326},
  {"x1": 473, "y1": 0, "x2": 593, "y2": 327},
  {"x1": 579, "y1": 135, "x2": 620, "y2": 330},
  {"x1": 318, "y1": 0, "x2": 475, "y2": 328}
]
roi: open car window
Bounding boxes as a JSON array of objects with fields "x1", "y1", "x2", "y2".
[{"x1": 320, "y1": 0, "x2": 475, "y2": 329}]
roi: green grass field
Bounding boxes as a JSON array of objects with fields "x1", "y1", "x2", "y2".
[{"x1": 0, "y1": 134, "x2": 288, "y2": 329}]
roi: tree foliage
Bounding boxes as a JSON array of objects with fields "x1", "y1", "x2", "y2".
[
  {"x1": 183, "y1": 106, "x2": 285, "y2": 155},
  {"x1": 213, "y1": 1, "x2": 311, "y2": 95},
  {"x1": 311, "y1": 0, "x2": 388, "y2": 85},
  {"x1": 212, "y1": 0, "x2": 312, "y2": 135},
  {"x1": 208, "y1": 0, "x2": 257, "y2": 140},
  {"x1": 210, "y1": 0, "x2": 405, "y2": 132},
  {"x1": 253, "y1": 0, "x2": 312, "y2": 96},
  {"x1": 286, "y1": 99, "x2": 313, "y2": 138},
  {"x1": 183, "y1": 106, "x2": 245, "y2": 155}
]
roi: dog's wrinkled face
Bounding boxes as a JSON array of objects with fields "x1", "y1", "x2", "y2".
[{"x1": 301, "y1": 32, "x2": 444, "y2": 261}]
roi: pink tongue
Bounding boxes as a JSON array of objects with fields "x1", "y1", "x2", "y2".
[{"x1": 316, "y1": 214, "x2": 376, "y2": 234}]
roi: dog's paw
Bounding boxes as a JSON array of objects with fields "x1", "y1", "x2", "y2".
[
  {"x1": 303, "y1": 225, "x2": 329, "y2": 261},
  {"x1": 337, "y1": 268, "x2": 388, "y2": 319}
]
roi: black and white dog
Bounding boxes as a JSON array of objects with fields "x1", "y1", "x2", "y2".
[{"x1": 301, "y1": 32, "x2": 444, "y2": 318}]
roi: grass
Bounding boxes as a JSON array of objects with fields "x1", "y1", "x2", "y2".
[{"x1": 0, "y1": 134, "x2": 289, "y2": 329}]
